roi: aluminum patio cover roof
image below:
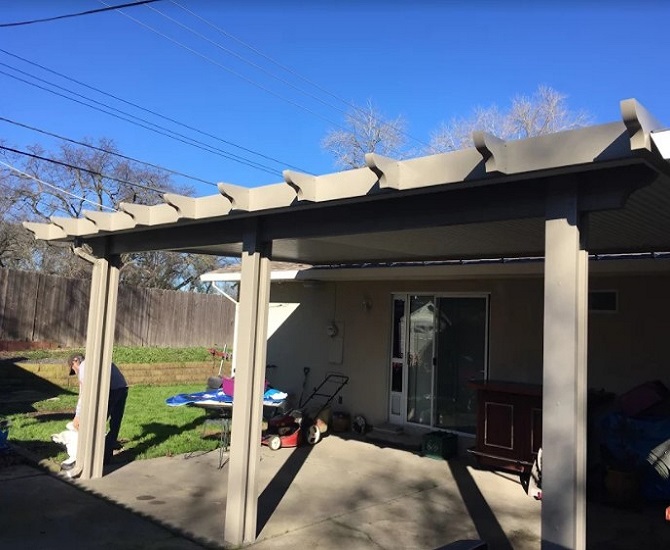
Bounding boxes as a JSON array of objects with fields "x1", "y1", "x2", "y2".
[{"x1": 23, "y1": 99, "x2": 670, "y2": 264}]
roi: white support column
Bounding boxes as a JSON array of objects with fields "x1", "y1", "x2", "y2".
[
  {"x1": 542, "y1": 188, "x2": 588, "y2": 550},
  {"x1": 77, "y1": 255, "x2": 121, "y2": 480},
  {"x1": 224, "y1": 232, "x2": 271, "y2": 546}
]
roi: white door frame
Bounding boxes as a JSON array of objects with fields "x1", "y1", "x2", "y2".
[{"x1": 388, "y1": 292, "x2": 490, "y2": 429}]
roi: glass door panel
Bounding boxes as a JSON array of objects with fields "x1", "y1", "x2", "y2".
[
  {"x1": 434, "y1": 297, "x2": 487, "y2": 433},
  {"x1": 407, "y1": 296, "x2": 435, "y2": 425},
  {"x1": 389, "y1": 297, "x2": 406, "y2": 422}
]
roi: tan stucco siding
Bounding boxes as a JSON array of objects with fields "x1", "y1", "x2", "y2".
[
  {"x1": 588, "y1": 274, "x2": 670, "y2": 393},
  {"x1": 267, "y1": 273, "x2": 670, "y2": 425},
  {"x1": 266, "y1": 282, "x2": 337, "y2": 408}
]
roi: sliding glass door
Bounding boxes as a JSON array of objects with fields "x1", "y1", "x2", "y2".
[
  {"x1": 390, "y1": 293, "x2": 488, "y2": 433},
  {"x1": 433, "y1": 297, "x2": 488, "y2": 433},
  {"x1": 407, "y1": 296, "x2": 436, "y2": 425}
]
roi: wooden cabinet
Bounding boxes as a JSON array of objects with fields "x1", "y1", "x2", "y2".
[{"x1": 468, "y1": 380, "x2": 542, "y2": 473}]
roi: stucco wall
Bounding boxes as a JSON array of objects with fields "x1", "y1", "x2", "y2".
[
  {"x1": 266, "y1": 282, "x2": 338, "y2": 409},
  {"x1": 588, "y1": 274, "x2": 670, "y2": 393},
  {"x1": 266, "y1": 272, "x2": 670, "y2": 427}
]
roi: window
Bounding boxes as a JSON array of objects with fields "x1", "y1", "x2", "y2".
[{"x1": 588, "y1": 290, "x2": 617, "y2": 313}]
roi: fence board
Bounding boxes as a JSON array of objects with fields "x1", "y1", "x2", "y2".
[
  {"x1": 0, "y1": 269, "x2": 7, "y2": 339},
  {"x1": 0, "y1": 269, "x2": 39, "y2": 341},
  {"x1": 33, "y1": 274, "x2": 89, "y2": 346},
  {"x1": 116, "y1": 285, "x2": 150, "y2": 346},
  {"x1": 0, "y1": 268, "x2": 234, "y2": 348}
]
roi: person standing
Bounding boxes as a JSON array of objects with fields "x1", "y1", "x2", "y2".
[{"x1": 67, "y1": 353, "x2": 128, "y2": 467}]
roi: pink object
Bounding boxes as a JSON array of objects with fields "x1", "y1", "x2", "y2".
[
  {"x1": 222, "y1": 377, "x2": 235, "y2": 396},
  {"x1": 221, "y1": 377, "x2": 269, "y2": 397}
]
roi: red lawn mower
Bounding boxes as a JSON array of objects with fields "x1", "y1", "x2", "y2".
[{"x1": 261, "y1": 373, "x2": 349, "y2": 451}]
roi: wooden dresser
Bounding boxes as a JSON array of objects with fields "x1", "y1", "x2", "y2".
[{"x1": 468, "y1": 380, "x2": 542, "y2": 473}]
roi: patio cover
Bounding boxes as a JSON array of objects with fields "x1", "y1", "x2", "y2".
[{"x1": 24, "y1": 99, "x2": 670, "y2": 550}]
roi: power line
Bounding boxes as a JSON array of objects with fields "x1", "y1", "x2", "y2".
[
  {"x1": 0, "y1": 65, "x2": 284, "y2": 177},
  {"x1": 0, "y1": 0, "x2": 163, "y2": 28},
  {"x1": 102, "y1": 0, "x2": 349, "y2": 131},
  {"x1": 0, "y1": 47, "x2": 308, "y2": 173},
  {"x1": 171, "y1": 1, "x2": 351, "y2": 110},
  {"x1": 0, "y1": 160, "x2": 117, "y2": 213},
  {"x1": 0, "y1": 115, "x2": 217, "y2": 188},
  {"x1": 0, "y1": 62, "x2": 283, "y2": 175},
  {"x1": 148, "y1": 3, "x2": 351, "y2": 118},
  {"x1": 168, "y1": 0, "x2": 429, "y2": 150},
  {"x1": 0, "y1": 144, "x2": 169, "y2": 195}
]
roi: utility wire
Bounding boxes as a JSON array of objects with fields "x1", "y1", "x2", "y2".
[
  {"x1": 169, "y1": 0, "x2": 429, "y2": 150},
  {"x1": 0, "y1": 66, "x2": 283, "y2": 177},
  {"x1": 0, "y1": 115, "x2": 216, "y2": 187},
  {"x1": 0, "y1": 0, "x2": 163, "y2": 28},
  {"x1": 0, "y1": 160, "x2": 117, "y2": 213},
  {"x1": 102, "y1": 0, "x2": 348, "y2": 131},
  {"x1": 0, "y1": 62, "x2": 281, "y2": 175},
  {"x1": 0, "y1": 48, "x2": 307, "y2": 173},
  {"x1": 0, "y1": 145, "x2": 169, "y2": 195},
  {"x1": 171, "y1": 0, "x2": 352, "y2": 110},
  {"x1": 148, "y1": 3, "x2": 351, "y2": 117}
]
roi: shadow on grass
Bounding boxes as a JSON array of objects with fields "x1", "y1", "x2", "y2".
[
  {"x1": 7, "y1": 437, "x2": 66, "y2": 467},
  {"x1": 0, "y1": 357, "x2": 75, "y2": 415},
  {"x1": 30, "y1": 412, "x2": 73, "y2": 423},
  {"x1": 118, "y1": 417, "x2": 210, "y2": 463}
]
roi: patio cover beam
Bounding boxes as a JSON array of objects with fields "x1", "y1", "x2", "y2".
[
  {"x1": 78, "y1": 163, "x2": 651, "y2": 259},
  {"x1": 224, "y1": 224, "x2": 271, "y2": 546},
  {"x1": 542, "y1": 184, "x2": 588, "y2": 550}
]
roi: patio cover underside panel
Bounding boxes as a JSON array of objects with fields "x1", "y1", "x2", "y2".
[{"x1": 166, "y1": 171, "x2": 670, "y2": 264}]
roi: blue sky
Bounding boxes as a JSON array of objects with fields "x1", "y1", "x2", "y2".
[{"x1": 1, "y1": 1, "x2": 669, "y2": 197}]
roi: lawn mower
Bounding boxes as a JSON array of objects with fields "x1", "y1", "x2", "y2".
[{"x1": 261, "y1": 373, "x2": 349, "y2": 451}]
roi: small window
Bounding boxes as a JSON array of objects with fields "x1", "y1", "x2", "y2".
[{"x1": 589, "y1": 290, "x2": 617, "y2": 313}]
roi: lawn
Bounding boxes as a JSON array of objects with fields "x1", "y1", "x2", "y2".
[
  {"x1": 6, "y1": 383, "x2": 222, "y2": 468},
  {"x1": 7, "y1": 346, "x2": 217, "y2": 364}
]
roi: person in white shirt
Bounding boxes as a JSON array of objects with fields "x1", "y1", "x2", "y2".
[{"x1": 66, "y1": 353, "x2": 128, "y2": 469}]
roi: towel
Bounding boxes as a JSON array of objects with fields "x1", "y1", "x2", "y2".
[{"x1": 51, "y1": 421, "x2": 78, "y2": 464}]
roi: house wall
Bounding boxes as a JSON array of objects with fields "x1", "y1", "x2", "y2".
[
  {"x1": 266, "y1": 281, "x2": 338, "y2": 409},
  {"x1": 266, "y1": 272, "x2": 670, "y2": 427},
  {"x1": 588, "y1": 274, "x2": 670, "y2": 394}
]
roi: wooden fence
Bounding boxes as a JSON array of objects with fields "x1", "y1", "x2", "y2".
[{"x1": 0, "y1": 268, "x2": 235, "y2": 348}]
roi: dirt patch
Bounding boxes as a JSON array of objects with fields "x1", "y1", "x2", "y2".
[{"x1": 0, "y1": 341, "x2": 59, "y2": 353}]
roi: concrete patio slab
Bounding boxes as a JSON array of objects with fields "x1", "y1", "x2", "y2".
[
  {"x1": 5, "y1": 434, "x2": 669, "y2": 549},
  {"x1": 77, "y1": 435, "x2": 541, "y2": 549}
]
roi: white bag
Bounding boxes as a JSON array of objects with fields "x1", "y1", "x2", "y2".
[{"x1": 51, "y1": 421, "x2": 78, "y2": 465}]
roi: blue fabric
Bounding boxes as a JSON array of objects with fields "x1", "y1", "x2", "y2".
[
  {"x1": 600, "y1": 412, "x2": 670, "y2": 500},
  {"x1": 166, "y1": 388, "x2": 286, "y2": 407},
  {"x1": 166, "y1": 389, "x2": 233, "y2": 407}
]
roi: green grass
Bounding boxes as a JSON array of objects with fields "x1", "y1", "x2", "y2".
[
  {"x1": 6, "y1": 384, "x2": 222, "y2": 466},
  {"x1": 5, "y1": 346, "x2": 220, "y2": 364}
]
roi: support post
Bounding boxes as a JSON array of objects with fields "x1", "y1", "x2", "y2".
[
  {"x1": 75, "y1": 251, "x2": 121, "y2": 480},
  {"x1": 224, "y1": 230, "x2": 271, "y2": 546},
  {"x1": 542, "y1": 187, "x2": 588, "y2": 550}
]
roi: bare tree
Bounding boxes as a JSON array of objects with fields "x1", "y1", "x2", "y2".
[
  {"x1": 322, "y1": 100, "x2": 407, "y2": 169},
  {"x1": 429, "y1": 85, "x2": 592, "y2": 153},
  {"x1": 1, "y1": 138, "x2": 226, "y2": 290}
]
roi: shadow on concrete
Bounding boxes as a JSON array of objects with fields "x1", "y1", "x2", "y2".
[
  {"x1": 446, "y1": 459, "x2": 514, "y2": 550},
  {"x1": 257, "y1": 441, "x2": 314, "y2": 536}
]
